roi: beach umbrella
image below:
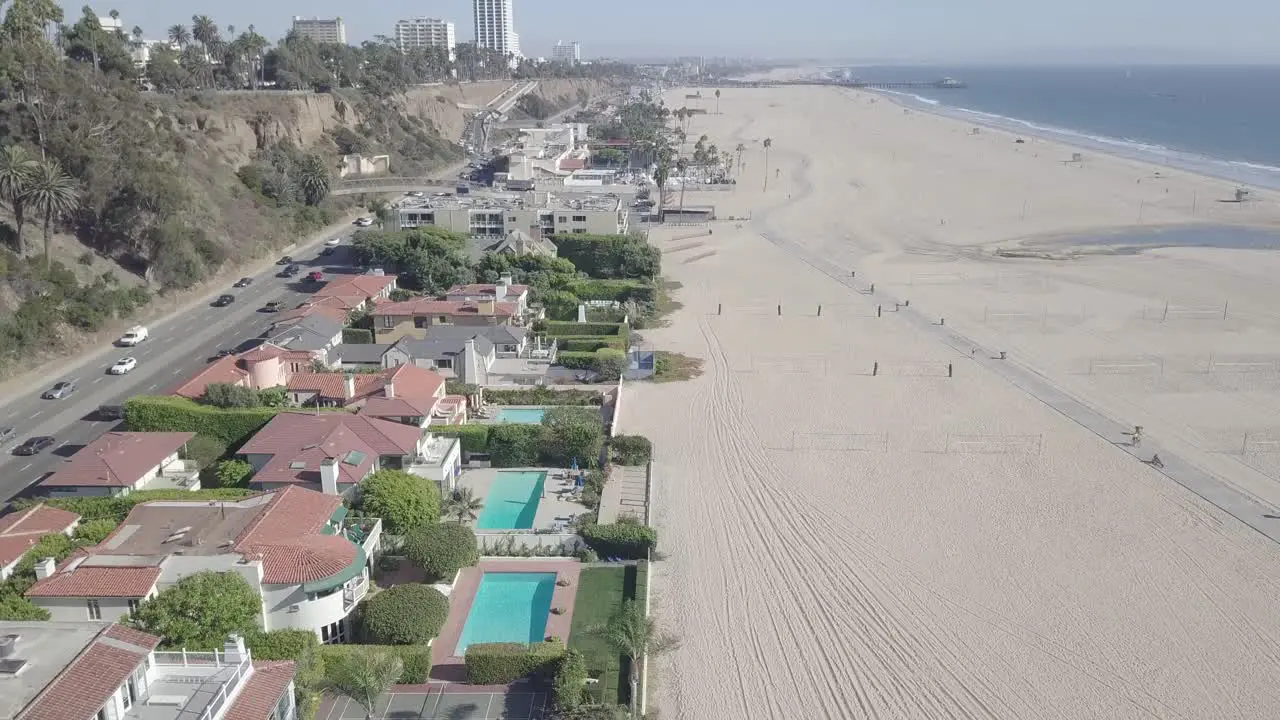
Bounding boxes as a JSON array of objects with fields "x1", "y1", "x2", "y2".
[{"x1": 571, "y1": 457, "x2": 579, "y2": 471}]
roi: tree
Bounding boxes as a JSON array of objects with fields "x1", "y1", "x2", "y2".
[
  {"x1": 21, "y1": 159, "x2": 78, "y2": 268},
  {"x1": 442, "y1": 487, "x2": 484, "y2": 524},
  {"x1": 357, "y1": 583, "x2": 449, "y2": 644},
  {"x1": 762, "y1": 137, "x2": 773, "y2": 192},
  {"x1": 367, "y1": 197, "x2": 391, "y2": 228},
  {"x1": 0, "y1": 144, "x2": 36, "y2": 253},
  {"x1": 403, "y1": 522, "x2": 478, "y2": 581},
  {"x1": 211, "y1": 459, "x2": 254, "y2": 488},
  {"x1": 167, "y1": 23, "x2": 190, "y2": 46},
  {"x1": 357, "y1": 469, "x2": 440, "y2": 534},
  {"x1": 601, "y1": 600, "x2": 679, "y2": 719},
  {"x1": 539, "y1": 406, "x2": 605, "y2": 468},
  {"x1": 72, "y1": 517, "x2": 120, "y2": 545},
  {"x1": 0, "y1": 594, "x2": 50, "y2": 620},
  {"x1": 297, "y1": 154, "x2": 330, "y2": 206},
  {"x1": 130, "y1": 571, "x2": 260, "y2": 650},
  {"x1": 714, "y1": 88, "x2": 721, "y2": 114},
  {"x1": 323, "y1": 648, "x2": 403, "y2": 720}
]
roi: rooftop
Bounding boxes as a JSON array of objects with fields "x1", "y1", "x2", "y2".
[
  {"x1": 370, "y1": 297, "x2": 519, "y2": 318},
  {"x1": 445, "y1": 282, "x2": 530, "y2": 299},
  {"x1": 397, "y1": 190, "x2": 621, "y2": 214},
  {"x1": 173, "y1": 343, "x2": 312, "y2": 400},
  {"x1": 0, "y1": 505, "x2": 81, "y2": 570},
  {"x1": 38, "y1": 433, "x2": 195, "y2": 488},
  {"x1": 312, "y1": 273, "x2": 397, "y2": 301},
  {"x1": 238, "y1": 412, "x2": 423, "y2": 487}
]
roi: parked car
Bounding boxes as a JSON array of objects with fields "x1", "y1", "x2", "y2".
[
  {"x1": 233, "y1": 277, "x2": 254, "y2": 288},
  {"x1": 353, "y1": 217, "x2": 373, "y2": 227},
  {"x1": 307, "y1": 271, "x2": 324, "y2": 282},
  {"x1": 276, "y1": 256, "x2": 293, "y2": 265},
  {"x1": 320, "y1": 247, "x2": 336, "y2": 257},
  {"x1": 209, "y1": 348, "x2": 235, "y2": 361},
  {"x1": 96, "y1": 404, "x2": 126, "y2": 421},
  {"x1": 261, "y1": 301, "x2": 285, "y2": 313},
  {"x1": 110, "y1": 357, "x2": 138, "y2": 375},
  {"x1": 282, "y1": 264, "x2": 301, "y2": 276},
  {"x1": 0, "y1": 426, "x2": 15, "y2": 447},
  {"x1": 213, "y1": 294, "x2": 235, "y2": 307},
  {"x1": 117, "y1": 325, "x2": 148, "y2": 346},
  {"x1": 324, "y1": 237, "x2": 342, "y2": 246},
  {"x1": 42, "y1": 381, "x2": 76, "y2": 399},
  {"x1": 13, "y1": 436, "x2": 55, "y2": 455}
]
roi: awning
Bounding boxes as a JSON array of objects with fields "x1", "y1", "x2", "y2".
[{"x1": 302, "y1": 546, "x2": 367, "y2": 594}]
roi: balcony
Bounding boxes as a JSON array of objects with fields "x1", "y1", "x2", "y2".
[
  {"x1": 139, "y1": 459, "x2": 201, "y2": 492},
  {"x1": 343, "y1": 574, "x2": 369, "y2": 611},
  {"x1": 128, "y1": 649, "x2": 257, "y2": 720}
]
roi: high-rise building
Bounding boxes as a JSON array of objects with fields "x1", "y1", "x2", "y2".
[
  {"x1": 291, "y1": 16, "x2": 347, "y2": 44},
  {"x1": 552, "y1": 40, "x2": 581, "y2": 64},
  {"x1": 473, "y1": 0, "x2": 520, "y2": 58},
  {"x1": 395, "y1": 17, "x2": 457, "y2": 60}
]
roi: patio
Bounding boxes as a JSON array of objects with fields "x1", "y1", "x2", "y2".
[
  {"x1": 321, "y1": 687, "x2": 550, "y2": 719},
  {"x1": 456, "y1": 467, "x2": 588, "y2": 534}
]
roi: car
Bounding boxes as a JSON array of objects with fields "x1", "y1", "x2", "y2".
[
  {"x1": 213, "y1": 294, "x2": 235, "y2": 307},
  {"x1": 406, "y1": 191, "x2": 424, "y2": 197},
  {"x1": 96, "y1": 404, "x2": 126, "y2": 421},
  {"x1": 209, "y1": 348, "x2": 235, "y2": 362},
  {"x1": 261, "y1": 301, "x2": 285, "y2": 313},
  {"x1": 276, "y1": 256, "x2": 293, "y2": 265},
  {"x1": 324, "y1": 237, "x2": 342, "y2": 246},
  {"x1": 233, "y1": 277, "x2": 254, "y2": 288},
  {"x1": 320, "y1": 247, "x2": 336, "y2": 257},
  {"x1": 282, "y1": 264, "x2": 301, "y2": 276},
  {"x1": 42, "y1": 381, "x2": 76, "y2": 400},
  {"x1": 117, "y1": 325, "x2": 148, "y2": 346},
  {"x1": 13, "y1": 436, "x2": 55, "y2": 455},
  {"x1": 353, "y1": 217, "x2": 373, "y2": 227},
  {"x1": 307, "y1": 271, "x2": 324, "y2": 282},
  {"x1": 0, "y1": 427, "x2": 15, "y2": 446},
  {"x1": 110, "y1": 357, "x2": 138, "y2": 375}
]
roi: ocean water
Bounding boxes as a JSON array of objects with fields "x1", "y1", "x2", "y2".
[{"x1": 846, "y1": 66, "x2": 1280, "y2": 191}]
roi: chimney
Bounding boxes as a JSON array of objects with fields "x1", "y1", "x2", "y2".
[
  {"x1": 495, "y1": 273, "x2": 513, "y2": 301},
  {"x1": 223, "y1": 634, "x2": 248, "y2": 664},
  {"x1": 344, "y1": 374, "x2": 355, "y2": 400},
  {"x1": 320, "y1": 457, "x2": 339, "y2": 495},
  {"x1": 34, "y1": 557, "x2": 56, "y2": 580},
  {"x1": 459, "y1": 339, "x2": 476, "y2": 384},
  {"x1": 384, "y1": 380, "x2": 394, "y2": 398}
]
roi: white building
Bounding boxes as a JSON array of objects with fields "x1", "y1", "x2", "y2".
[
  {"x1": 0, "y1": 624, "x2": 297, "y2": 720},
  {"x1": 473, "y1": 0, "x2": 520, "y2": 59},
  {"x1": 552, "y1": 40, "x2": 580, "y2": 64},
  {"x1": 290, "y1": 16, "x2": 346, "y2": 45},
  {"x1": 395, "y1": 17, "x2": 456, "y2": 60},
  {"x1": 24, "y1": 486, "x2": 381, "y2": 645}
]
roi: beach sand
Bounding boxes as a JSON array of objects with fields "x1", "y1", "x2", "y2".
[{"x1": 620, "y1": 85, "x2": 1280, "y2": 719}]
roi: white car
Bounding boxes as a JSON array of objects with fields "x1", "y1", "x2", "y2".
[
  {"x1": 110, "y1": 357, "x2": 137, "y2": 375},
  {"x1": 353, "y1": 217, "x2": 374, "y2": 227},
  {"x1": 117, "y1": 326, "x2": 148, "y2": 346},
  {"x1": 324, "y1": 237, "x2": 342, "y2": 246}
]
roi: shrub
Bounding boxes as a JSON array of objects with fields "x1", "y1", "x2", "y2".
[
  {"x1": 131, "y1": 571, "x2": 260, "y2": 650},
  {"x1": 555, "y1": 351, "x2": 599, "y2": 371},
  {"x1": 357, "y1": 584, "x2": 450, "y2": 645},
  {"x1": 403, "y1": 522, "x2": 479, "y2": 581},
  {"x1": 245, "y1": 629, "x2": 325, "y2": 689},
  {"x1": 488, "y1": 424, "x2": 541, "y2": 467},
  {"x1": 580, "y1": 469, "x2": 607, "y2": 510},
  {"x1": 539, "y1": 407, "x2": 604, "y2": 467},
  {"x1": 72, "y1": 518, "x2": 120, "y2": 545},
  {"x1": 608, "y1": 435, "x2": 652, "y2": 465},
  {"x1": 542, "y1": 321, "x2": 627, "y2": 338},
  {"x1": 559, "y1": 337, "x2": 625, "y2": 353},
  {"x1": 430, "y1": 424, "x2": 491, "y2": 454},
  {"x1": 358, "y1": 469, "x2": 441, "y2": 534},
  {"x1": 554, "y1": 649, "x2": 590, "y2": 710},
  {"x1": 342, "y1": 327, "x2": 373, "y2": 344},
  {"x1": 580, "y1": 522, "x2": 657, "y2": 560},
  {"x1": 562, "y1": 279, "x2": 655, "y2": 303},
  {"x1": 548, "y1": 234, "x2": 661, "y2": 279},
  {"x1": 125, "y1": 396, "x2": 279, "y2": 449},
  {"x1": 317, "y1": 644, "x2": 431, "y2": 684},
  {"x1": 183, "y1": 435, "x2": 227, "y2": 469},
  {"x1": 482, "y1": 388, "x2": 602, "y2": 406},
  {"x1": 464, "y1": 640, "x2": 565, "y2": 684},
  {"x1": 14, "y1": 489, "x2": 257, "y2": 526},
  {"x1": 210, "y1": 459, "x2": 254, "y2": 488},
  {"x1": 202, "y1": 383, "x2": 264, "y2": 409},
  {"x1": 593, "y1": 349, "x2": 627, "y2": 381},
  {"x1": 445, "y1": 380, "x2": 479, "y2": 396}
]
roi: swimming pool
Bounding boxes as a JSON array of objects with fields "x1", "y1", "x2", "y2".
[
  {"x1": 496, "y1": 407, "x2": 547, "y2": 424},
  {"x1": 456, "y1": 572, "x2": 557, "y2": 655},
  {"x1": 476, "y1": 471, "x2": 547, "y2": 530}
]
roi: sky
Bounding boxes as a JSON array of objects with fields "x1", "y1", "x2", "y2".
[{"x1": 60, "y1": 0, "x2": 1280, "y2": 63}]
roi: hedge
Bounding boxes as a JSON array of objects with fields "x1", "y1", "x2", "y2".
[
  {"x1": 488, "y1": 424, "x2": 542, "y2": 467},
  {"x1": 563, "y1": 279, "x2": 656, "y2": 303},
  {"x1": 18, "y1": 488, "x2": 258, "y2": 524},
  {"x1": 608, "y1": 435, "x2": 652, "y2": 465},
  {"x1": 482, "y1": 388, "x2": 603, "y2": 406},
  {"x1": 553, "y1": 649, "x2": 590, "y2": 710},
  {"x1": 429, "y1": 424, "x2": 491, "y2": 454},
  {"x1": 245, "y1": 629, "x2": 324, "y2": 689},
  {"x1": 464, "y1": 640, "x2": 565, "y2": 684},
  {"x1": 559, "y1": 337, "x2": 626, "y2": 353},
  {"x1": 548, "y1": 234, "x2": 661, "y2": 279},
  {"x1": 580, "y1": 522, "x2": 657, "y2": 560},
  {"x1": 342, "y1": 327, "x2": 374, "y2": 344},
  {"x1": 542, "y1": 321, "x2": 627, "y2": 338},
  {"x1": 555, "y1": 351, "x2": 598, "y2": 371},
  {"x1": 317, "y1": 644, "x2": 432, "y2": 684},
  {"x1": 357, "y1": 584, "x2": 450, "y2": 645},
  {"x1": 125, "y1": 396, "x2": 280, "y2": 449}
]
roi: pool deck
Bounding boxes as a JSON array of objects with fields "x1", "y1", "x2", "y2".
[
  {"x1": 430, "y1": 559, "x2": 582, "y2": 681},
  {"x1": 457, "y1": 467, "x2": 589, "y2": 531},
  {"x1": 474, "y1": 405, "x2": 548, "y2": 424}
]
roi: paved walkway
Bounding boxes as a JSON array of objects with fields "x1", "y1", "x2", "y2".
[
  {"x1": 598, "y1": 465, "x2": 649, "y2": 524},
  {"x1": 761, "y1": 230, "x2": 1280, "y2": 545}
]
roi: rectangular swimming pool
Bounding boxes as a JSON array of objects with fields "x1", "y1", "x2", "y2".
[
  {"x1": 496, "y1": 407, "x2": 547, "y2": 424},
  {"x1": 476, "y1": 471, "x2": 547, "y2": 530},
  {"x1": 456, "y1": 572, "x2": 557, "y2": 655}
]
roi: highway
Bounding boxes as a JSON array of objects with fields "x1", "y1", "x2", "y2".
[{"x1": 0, "y1": 230, "x2": 362, "y2": 502}]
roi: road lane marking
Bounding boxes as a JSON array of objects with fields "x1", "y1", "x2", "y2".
[
  {"x1": 57, "y1": 440, "x2": 69, "y2": 448},
  {"x1": 19, "y1": 463, "x2": 31, "y2": 472},
  {"x1": 92, "y1": 377, "x2": 103, "y2": 384},
  {"x1": 147, "y1": 382, "x2": 159, "y2": 391},
  {"x1": 31, "y1": 410, "x2": 42, "y2": 418},
  {"x1": 172, "y1": 367, "x2": 185, "y2": 374}
]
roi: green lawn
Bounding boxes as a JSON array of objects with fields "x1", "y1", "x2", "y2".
[{"x1": 569, "y1": 564, "x2": 646, "y2": 706}]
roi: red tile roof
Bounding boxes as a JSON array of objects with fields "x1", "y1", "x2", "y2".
[
  {"x1": 0, "y1": 504, "x2": 80, "y2": 569},
  {"x1": 371, "y1": 298, "x2": 518, "y2": 318},
  {"x1": 445, "y1": 282, "x2": 530, "y2": 299},
  {"x1": 223, "y1": 661, "x2": 297, "y2": 720},
  {"x1": 39, "y1": 432, "x2": 195, "y2": 488},
  {"x1": 234, "y1": 486, "x2": 354, "y2": 585},
  {"x1": 16, "y1": 624, "x2": 160, "y2": 720},
  {"x1": 314, "y1": 273, "x2": 397, "y2": 300},
  {"x1": 173, "y1": 343, "x2": 310, "y2": 399},
  {"x1": 287, "y1": 372, "x2": 383, "y2": 400},
  {"x1": 272, "y1": 301, "x2": 349, "y2": 324},
  {"x1": 26, "y1": 562, "x2": 161, "y2": 598},
  {"x1": 238, "y1": 412, "x2": 422, "y2": 487},
  {"x1": 288, "y1": 365, "x2": 445, "y2": 417}
]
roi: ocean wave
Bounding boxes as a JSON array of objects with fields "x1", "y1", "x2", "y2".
[
  {"x1": 878, "y1": 89, "x2": 940, "y2": 106},
  {"x1": 1227, "y1": 160, "x2": 1280, "y2": 174},
  {"x1": 949, "y1": 107, "x2": 1171, "y2": 154}
]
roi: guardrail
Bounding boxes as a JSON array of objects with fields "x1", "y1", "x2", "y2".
[{"x1": 330, "y1": 177, "x2": 453, "y2": 195}]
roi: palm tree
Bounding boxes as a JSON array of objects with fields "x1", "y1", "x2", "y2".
[
  {"x1": 130, "y1": 25, "x2": 143, "y2": 45},
  {"x1": 297, "y1": 155, "x2": 331, "y2": 206},
  {"x1": 167, "y1": 24, "x2": 190, "y2": 47},
  {"x1": 191, "y1": 15, "x2": 217, "y2": 50},
  {"x1": 714, "y1": 88, "x2": 721, "y2": 114},
  {"x1": 323, "y1": 648, "x2": 403, "y2": 720},
  {"x1": 443, "y1": 487, "x2": 484, "y2": 524},
  {"x1": 735, "y1": 142, "x2": 746, "y2": 174},
  {"x1": 0, "y1": 145, "x2": 37, "y2": 253},
  {"x1": 601, "y1": 600, "x2": 678, "y2": 718},
  {"x1": 675, "y1": 158, "x2": 689, "y2": 215},
  {"x1": 21, "y1": 159, "x2": 79, "y2": 269},
  {"x1": 762, "y1": 137, "x2": 773, "y2": 192}
]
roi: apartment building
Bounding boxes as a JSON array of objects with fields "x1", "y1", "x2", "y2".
[
  {"x1": 473, "y1": 0, "x2": 520, "y2": 58},
  {"x1": 24, "y1": 486, "x2": 381, "y2": 644},
  {"x1": 290, "y1": 16, "x2": 346, "y2": 44},
  {"x1": 552, "y1": 40, "x2": 581, "y2": 64},
  {"x1": 394, "y1": 17, "x2": 456, "y2": 60},
  {"x1": 391, "y1": 191, "x2": 628, "y2": 239},
  {"x1": 0, "y1": 624, "x2": 297, "y2": 720}
]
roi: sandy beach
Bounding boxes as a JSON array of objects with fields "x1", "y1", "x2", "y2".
[{"x1": 621, "y1": 84, "x2": 1280, "y2": 719}]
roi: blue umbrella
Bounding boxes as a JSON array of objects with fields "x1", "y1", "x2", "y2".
[{"x1": 571, "y1": 457, "x2": 579, "y2": 471}]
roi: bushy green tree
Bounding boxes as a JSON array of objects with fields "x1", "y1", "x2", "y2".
[
  {"x1": 403, "y1": 522, "x2": 478, "y2": 581},
  {"x1": 182, "y1": 435, "x2": 227, "y2": 469},
  {"x1": 72, "y1": 518, "x2": 120, "y2": 545},
  {"x1": 130, "y1": 571, "x2": 260, "y2": 650},
  {"x1": 357, "y1": 584, "x2": 449, "y2": 644},
  {"x1": 539, "y1": 407, "x2": 605, "y2": 467},
  {"x1": 357, "y1": 470, "x2": 440, "y2": 534},
  {"x1": 0, "y1": 594, "x2": 50, "y2": 620},
  {"x1": 202, "y1": 383, "x2": 262, "y2": 408},
  {"x1": 211, "y1": 459, "x2": 254, "y2": 488}
]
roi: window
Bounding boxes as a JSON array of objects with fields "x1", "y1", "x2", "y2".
[
  {"x1": 438, "y1": 316, "x2": 449, "y2": 323},
  {"x1": 558, "y1": 216, "x2": 567, "y2": 223},
  {"x1": 509, "y1": 216, "x2": 517, "y2": 222},
  {"x1": 436, "y1": 358, "x2": 453, "y2": 369},
  {"x1": 573, "y1": 228, "x2": 587, "y2": 234},
  {"x1": 127, "y1": 599, "x2": 140, "y2": 615},
  {"x1": 573, "y1": 215, "x2": 587, "y2": 222},
  {"x1": 414, "y1": 316, "x2": 429, "y2": 329},
  {"x1": 86, "y1": 598, "x2": 101, "y2": 620},
  {"x1": 381, "y1": 316, "x2": 394, "y2": 329},
  {"x1": 97, "y1": 709, "x2": 108, "y2": 720},
  {"x1": 320, "y1": 619, "x2": 348, "y2": 644}
]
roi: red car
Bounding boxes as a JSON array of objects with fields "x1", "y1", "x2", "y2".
[{"x1": 307, "y1": 271, "x2": 324, "y2": 282}]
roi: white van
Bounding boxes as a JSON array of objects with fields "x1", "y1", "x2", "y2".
[{"x1": 117, "y1": 326, "x2": 149, "y2": 346}]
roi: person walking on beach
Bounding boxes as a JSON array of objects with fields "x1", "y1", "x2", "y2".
[{"x1": 1130, "y1": 425, "x2": 1143, "y2": 447}]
